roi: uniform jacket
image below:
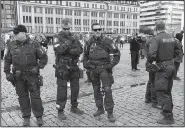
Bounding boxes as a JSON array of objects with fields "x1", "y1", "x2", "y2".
[
  {"x1": 83, "y1": 35, "x2": 120, "y2": 67},
  {"x1": 4, "y1": 37, "x2": 48, "y2": 73},
  {"x1": 147, "y1": 31, "x2": 182, "y2": 63},
  {"x1": 53, "y1": 31, "x2": 83, "y2": 65}
]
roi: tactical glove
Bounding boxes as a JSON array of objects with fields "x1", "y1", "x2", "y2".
[
  {"x1": 6, "y1": 73, "x2": 14, "y2": 82},
  {"x1": 30, "y1": 66, "x2": 39, "y2": 74},
  {"x1": 64, "y1": 40, "x2": 72, "y2": 48}
]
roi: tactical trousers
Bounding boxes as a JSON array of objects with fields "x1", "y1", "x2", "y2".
[
  {"x1": 91, "y1": 68, "x2": 114, "y2": 113},
  {"x1": 145, "y1": 72, "x2": 157, "y2": 103},
  {"x1": 155, "y1": 64, "x2": 175, "y2": 114},
  {"x1": 15, "y1": 74, "x2": 44, "y2": 118},
  {"x1": 56, "y1": 66, "x2": 80, "y2": 111},
  {"x1": 174, "y1": 61, "x2": 180, "y2": 78},
  {"x1": 131, "y1": 50, "x2": 139, "y2": 69}
]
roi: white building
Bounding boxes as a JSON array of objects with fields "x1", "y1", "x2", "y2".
[
  {"x1": 16, "y1": 1, "x2": 140, "y2": 37},
  {"x1": 140, "y1": 1, "x2": 184, "y2": 35}
]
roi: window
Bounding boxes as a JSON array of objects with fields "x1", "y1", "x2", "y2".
[
  {"x1": 92, "y1": 4, "x2": 94, "y2": 8},
  {"x1": 23, "y1": 16, "x2": 25, "y2": 23},
  {"x1": 69, "y1": 2, "x2": 71, "y2": 6},
  {"x1": 87, "y1": 3, "x2": 89, "y2": 8},
  {"x1": 51, "y1": 18, "x2": 53, "y2": 24},
  {"x1": 75, "y1": 2, "x2": 77, "y2": 7},
  {"x1": 114, "y1": 13, "x2": 119, "y2": 18},
  {"x1": 95, "y1": 4, "x2": 97, "y2": 8},
  {"x1": 29, "y1": 16, "x2": 31, "y2": 23},
  {"x1": 84, "y1": 3, "x2": 86, "y2": 8},
  {"x1": 35, "y1": 17, "x2": 37, "y2": 23},
  {"x1": 66, "y1": 1, "x2": 68, "y2": 6},
  {"x1": 78, "y1": 2, "x2": 80, "y2": 7},
  {"x1": 100, "y1": 5, "x2": 102, "y2": 9}
]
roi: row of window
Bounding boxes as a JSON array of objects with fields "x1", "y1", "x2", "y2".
[
  {"x1": 22, "y1": 25, "x2": 138, "y2": 33},
  {"x1": 22, "y1": 16, "x2": 138, "y2": 27},
  {"x1": 32, "y1": 1, "x2": 138, "y2": 11},
  {"x1": 1, "y1": 23, "x2": 16, "y2": 28},
  {"x1": 22, "y1": 5, "x2": 139, "y2": 19}
]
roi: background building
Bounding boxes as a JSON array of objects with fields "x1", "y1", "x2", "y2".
[
  {"x1": 16, "y1": 1, "x2": 140, "y2": 37},
  {"x1": 140, "y1": 1, "x2": 184, "y2": 35},
  {"x1": 1, "y1": 1, "x2": 17, "y2": 32}
]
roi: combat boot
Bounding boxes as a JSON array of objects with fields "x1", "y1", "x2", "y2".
[
  {"x1": 36, "y1": 116, "x2": 43, "y2": 126},
  {"x1": 23, "y1": 117, "x2": 30, "y2": 127},
  {"x1": 71, "y1": 107, "x2": 84, "y2": 115},
  {"x1": 157, "y1": 113, "x2": 175, "y2": 125},
  {"x1": 107, "y1": 112, "x2": 116, "y2": 122},
  {"x1": 58, "y1": 111, "x2": 67, "y2": 120},
  {"x1": 93, "y1": 108, "x2": 105, "y2": 117}
]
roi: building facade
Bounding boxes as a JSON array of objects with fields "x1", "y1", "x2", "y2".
[
  {"x1": 1, "y1": 1, "x2": 17, "y2": 32},
  {"x1": 17, "y1": 1, "x2": 140, "y2": 36},
  {"x1": 140, "y1": 1, "x2": 184, "y2": 34}
]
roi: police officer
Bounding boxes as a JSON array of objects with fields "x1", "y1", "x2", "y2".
[
  {"x1": 145, "y1": 29, "x2": 162, "y2": 110},
  {"x1": 83, "y1": 23, "x2": 120, "y2": 122},
  {"x1": 53, "y1": 18, "x2": 84, "y2": 120},
  {"x1": 4, "y1": 25, "x2": 48, "y2": 126},
  {"x1": 147, "y1": 21, "x2": 182, "y2": 124}
]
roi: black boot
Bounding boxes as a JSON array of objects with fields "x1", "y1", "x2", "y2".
[
  {"x1": 36, "y1": 116, "x2": 43, "y2": 126},
  {"x1": 152, "y1": 103, "x2": 162, "y2": 110},
  {"x1": 23, "y1": 117, "x2": 30, "y2": 127},
  {"x1": 107, "y1": 112, "x2": 116, "y2": 122},
  {"x1": 71, "y1": 107, "x2": 84, "y2": 115},
  {"x1": 58, "y1": 111, "x2": 67, "y2": 120},
  {"x1": 93, "y1": 108, "x2": 105, "y2": 117},
  {"x1": 157, "y1": 113, "x2": 175, "y2": 125}
]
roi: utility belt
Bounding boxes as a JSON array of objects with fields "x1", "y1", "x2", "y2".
[
  {"x1": 156, "y1": 60, "x2": 174, "y2": 68},
  {"x1": 58, "y1": 58, "x2": 78, "y2": 66},
  {"x1": 12, "y1": 68, "x2": 43, "y2": 86}
]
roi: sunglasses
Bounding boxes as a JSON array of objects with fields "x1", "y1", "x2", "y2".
[
  {"x1": 93, "y1": 28, "x2": 102, "y2": 32},
  {"x1": 63, "y1": 28, "x2": 70, "y2": 30},
  {"x1": 13, "y1": 32, "x2": 19, "y2": 35}
]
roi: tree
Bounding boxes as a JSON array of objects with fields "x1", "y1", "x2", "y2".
[{"x1": 139, "y1": 26, "x2": 154, "y2": 35}]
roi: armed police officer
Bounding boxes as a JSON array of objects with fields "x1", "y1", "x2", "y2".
[
  {"x1": 145, "y1": 29, "x2": 161, "y2": 110},
  {"x1": 4, "y1": 25, "x2": 48, "y2": 126},
  {"x1": 83, "y1": 23, "x2": 120, "y2": 122},
  {"x1": 147, "y1": 21, "x2": 182, "y2": 125},
  {"x1": 53, "y1": 18, "x2": 84, "y2": 120}
]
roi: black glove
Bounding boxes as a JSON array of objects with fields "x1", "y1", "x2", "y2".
[
  {"x1": 6, "y1": 73, "x2": 14, "y2": 82},
  {"x1": 30, "y1": 66, "x2": 39, "y2": 74},
  {"x1": 64, "y1": 40, "x2": 72, "y2": 48}
]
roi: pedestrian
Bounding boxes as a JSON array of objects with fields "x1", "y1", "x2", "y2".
[
  {"x1": 145, "y1": 29, "x2": 162, "y2": 110},
  {"x1": 147, "y1": 21, "x2": 182, "y2": 124},
  {"x1": 53, "y1": 18, "x2": 84, "y2": 121},
  {"x1": 83, "y1": 23, "x2": 120, "y2": 122},
  {"x1": 0, "y1": 36, "x2": 5, "y2": 59},
  {"x1": 173, "y1": 32, "x2": 184, "y2": 80},
  {"x1": 120, "y1": 39, "x2": 124, "y2": 49},
  {"x1": 129, "y1": 33, "x2": 140, "y2": 71},
  {"x1": 140, "y1": 36, "x2": 146, "y2": 59},
  {"x1": 4, "y1": 25, "x2": 48, "y2": 126}
]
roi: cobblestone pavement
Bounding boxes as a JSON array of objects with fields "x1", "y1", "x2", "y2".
[{"x1": 1, "y1": 44, "x2": 184, "y2": 127}]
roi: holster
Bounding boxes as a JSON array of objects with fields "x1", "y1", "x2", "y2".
[{"x1": 54, "y1": 64, "x2": 70, "y2": 79}]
